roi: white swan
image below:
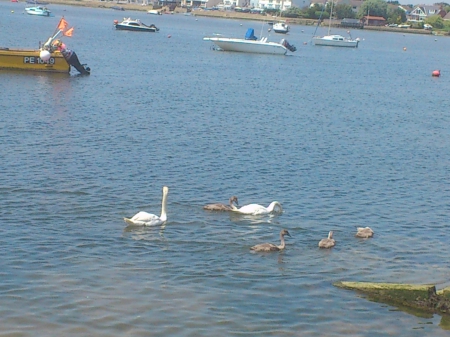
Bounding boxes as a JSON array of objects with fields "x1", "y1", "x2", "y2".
[
  {"x1": 124, "y1": 186, "x2": 169, "y2": 226},
  {"x1": 231, "y1": 201, "x2": 282, "y2": 215},
  {"x1": 250, "y1": 229, "x2": 291, "y2": 252},
  {"x1": 203, "y1": 196, "x2": 239, "y2": 211},
  {"x1": 318, "y1": 231, "x2": 335, "y2": 248},
  {"x1": 355, "y1": 226, "x2": 374, "y2": 238}
]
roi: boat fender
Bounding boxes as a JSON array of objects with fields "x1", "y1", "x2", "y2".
[
  {"x1": 40, "y1": 50, "x2": 51, "y2": 61},
  {"x1": 113, "y1": 19, "x2": 118, "y2": 25}
]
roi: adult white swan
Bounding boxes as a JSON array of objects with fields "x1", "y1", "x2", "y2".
[
  {"x1": 250, "y1": 229, "x2": 291, "y2": 252},
  {"x1": 203, "y1": 196, "x2": 239, "y2": 211},
  {"x1": 124, "y1": 186, "x2": 169, "y2": 226},
  {"x1": 231, "y1": 201, "x2": 282, "y2": 215}
]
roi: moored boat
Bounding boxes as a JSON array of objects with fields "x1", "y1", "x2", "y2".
[
  {"x1": 25, "y1": 6, "x2": 51, "y2": 16},
  {"x1": 272, "y1": 22, "x2": 289, "y2": 34},
  {"x1": 203, "y1": 28, "x2": 296, "y2": 55},
  {"x1": 0, "y1": 47, "x2": 69, "y2": 73},
  {"x1": 0, "y1": 17, "x2": 90, "y2": 74},
  {"x1": 312, "y1": 0, "x2": 359, "y2": 48},
  {"x1": 312, "y1": 34, "x2": 359, "y2": 48},
  {"x1": 114, "y1": 18, "x2": 159, "y2": 32}
]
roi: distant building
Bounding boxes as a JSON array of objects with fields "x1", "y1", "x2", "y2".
[
  {"x1": 256, "y1": 0, "x2": 292, "y2": 11},
  {"x1": 291, "y1": 0, "x2": 310, "y2": 8},
  {"x1": 363, "y1": 15, "x2": 386, "y2": 26},
  {"x1": 408, "y1": 5, "x2": 441, "y2": 21},
  {"x1": 178, "y1": 0, "x2": 224, "y2": 7},
  {"x1": 340, "y1": 18, "x2": 363, "y2": 28}
]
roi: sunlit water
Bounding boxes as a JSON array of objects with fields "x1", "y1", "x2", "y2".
[{"x1": 1, "y1": 2, "x2": 450, "y2": 335}]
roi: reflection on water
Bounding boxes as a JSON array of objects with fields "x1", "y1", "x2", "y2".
[
  {"x1": 228, "y1": 212, "x2": 282, "y2": 225},
  {"x1": 123, "y1": 223, "x2": 167, "y2": 241}
]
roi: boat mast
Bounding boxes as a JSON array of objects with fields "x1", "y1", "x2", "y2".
[{"x1": 327, "y1": 0, "x2": 334, "y2": 35}]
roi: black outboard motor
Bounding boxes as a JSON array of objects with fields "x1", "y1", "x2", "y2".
[
  {"x1": 66, "y1": 51, "x2": 90, "y2": 75},
  {"x1": 281, "y1": 39, "x2": 297, "y2": 52}
]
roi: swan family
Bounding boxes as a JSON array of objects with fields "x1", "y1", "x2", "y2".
[{"x1": 123, "y1": 186, "x2": 374, "y2": 251}]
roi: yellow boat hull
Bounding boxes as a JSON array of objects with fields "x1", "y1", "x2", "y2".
[{"x1": 0, "y1": 48, "x2": 70, "y2": 73}]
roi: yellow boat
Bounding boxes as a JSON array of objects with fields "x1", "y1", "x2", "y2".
[{"x1": 0, "y1": 48, "x2": 70, "y2": 73}]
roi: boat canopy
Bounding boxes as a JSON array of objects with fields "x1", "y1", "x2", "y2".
[{"x1": 245, "y1": 28, "x2": 257, "y2": 40}]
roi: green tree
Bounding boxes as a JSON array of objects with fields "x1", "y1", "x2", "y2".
[
  {"x1": 283, "y1": 7, "x2": 304, "y2": 18},
  {"x1": 387, "y1": 7, "x2": 406, "y2": 23},
  {"x1": 426, "y1": 15, "x2": 444, "y2": 29},
  {"x1": 306, "y1": 3, "x2": 327, "y2": 19},
  {"x1": 357, "y1": 0, "x2": 388, "y2": 19},
  {"x1": 335, "y1": 3, "x2": 355, "y2": 19}
]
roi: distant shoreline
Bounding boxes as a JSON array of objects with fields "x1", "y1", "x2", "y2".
[{"x1": 10, "y1": 0, "x2": 439, "y2": 35}]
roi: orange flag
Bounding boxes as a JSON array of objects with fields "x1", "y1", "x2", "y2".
[
  {"x1": 58, "y1": 18, "x2": 69, "y2": 31},
  {"x1": 63, "y1": 27, "x2": 74, "y2": 37}
]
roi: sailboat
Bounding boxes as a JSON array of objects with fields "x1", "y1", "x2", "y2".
[{"x1": 312, "y1": 0, "x2": 359, "y2": 48}]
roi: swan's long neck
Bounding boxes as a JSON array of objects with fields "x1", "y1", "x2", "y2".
[
  {"x1": 278, "y1": 233, "x2": 286, "y2": 250},
  {"x1": 328, "y1": 231, "x2": 333, "y2": 240},
  {"x1": 268, "y1": 201, "x2": 282, "y2": 213},
  {"x1": 160, "y1": 187, "x2": 168, "y2": 221}
]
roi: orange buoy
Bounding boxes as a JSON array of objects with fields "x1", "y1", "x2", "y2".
[
  {"x1": 113, "y1": 20, "x2": 118, "y2": 24},
  {"x1": 432, "y1": 70, "x2": 440, "y2": 77}
]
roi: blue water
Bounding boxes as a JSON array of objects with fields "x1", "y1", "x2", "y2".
[{"x1": 1, "y1": 2, "x2": 450, "y2": 336}]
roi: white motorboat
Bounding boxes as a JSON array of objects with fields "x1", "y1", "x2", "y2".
[
  {"x1": 147, "y1": 9, "x2": 162, "y2": 15},
  {"x1": 203, "y1": 28, "x2": 296, "y2": 55},
  {"x1": 25, "y1": 6, "x2": 51, "y2": 16},
  {"x1": 114, "y1": 18, "x2": 159, "y2": 32},
  {"x1": 312, "y1": 34, "x2": 359, "y2": 48},
  {"x1": 272, "y1": 22, "x2": 289, "y2": 34}
]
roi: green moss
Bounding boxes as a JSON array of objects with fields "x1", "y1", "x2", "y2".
[{"x1": 334, "y1": 281, "x2": 450, "y2": 315}]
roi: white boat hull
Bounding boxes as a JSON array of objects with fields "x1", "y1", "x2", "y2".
[
  {"x1": 25, "y1": 7, "x2": 51, "y2": 16},
  {"x1": 203, "y1": 37, "x2": 288, "y2": 55},
  {"x1": 312, "y1": 35, "x2": 358, "y2": 48},
  {"x1": 273, "y1": 23, "x2": 289, "y2": 34}
]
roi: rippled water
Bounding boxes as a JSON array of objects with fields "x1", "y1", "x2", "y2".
[{"x1": 1, "y1": 2, "x2": 450, "y2": 335}]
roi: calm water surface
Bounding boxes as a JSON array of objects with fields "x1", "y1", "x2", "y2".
[{"x1": 1, "y1": 3, "x2": 450, "y2": 336}]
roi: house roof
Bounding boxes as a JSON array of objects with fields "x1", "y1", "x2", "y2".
[
  {"x1": 364, "y1": 15, "x2": 386, "y2": 20},
  {"x1": 414, "y1": 4, "x2": 441, "y2": 11},
  {"x1": 399, "y1": 5, "x2": 413, "y2": 12}
]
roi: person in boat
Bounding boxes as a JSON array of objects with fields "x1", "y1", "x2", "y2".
[{"x1": 53, "y1": 40, "x2": 90, "y2": 75}]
